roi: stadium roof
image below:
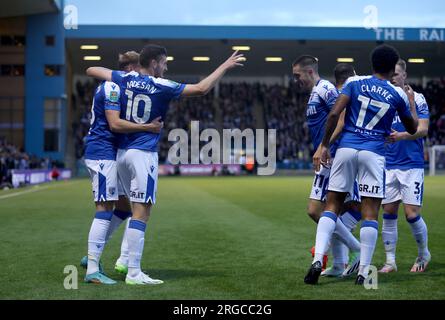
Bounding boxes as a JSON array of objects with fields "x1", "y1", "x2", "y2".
[
  {"x1": 66, "y1": 25, "x2": 445, "y2": 42},
  {"x1": 68, "y1": 38, "x2": 445, "y2": 78},
  {"x1": 0, "y1": 0, "x2": 61, "y2": 18},
  {"x1": 65, "y1": 0, "x2": 445, "y2": 29},
  {"x1": 19, "y1": 0, "x2": 439, "y2": 78}
]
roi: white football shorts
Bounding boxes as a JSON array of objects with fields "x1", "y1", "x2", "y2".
[
  {"x1": 85, "y1": 159, "x2": 118, "y2": 202},
  {"x1": 328, "y1": 147, "x2": 386, "y2": 199},
  {"x1": 309, "y1": 160, "x2": 360, "y2": 203},
  {"x1": 309, "y1": 164, "x2": 331, "y2": 202},
  {"x1": 381, "y1": 168, "x2": 424, "y2": 206},
  {"x1": 117, "y1": 149, "x2": 158, "y2": 204}
]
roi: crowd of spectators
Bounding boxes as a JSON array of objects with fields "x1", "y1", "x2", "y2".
[
  {"x1": 219, "y1": 83, "x2": 257, "y2": 130},
  {"x1": 259, "y1": 82, "x2": 312, "y2": 166},
  {"x1": 412, "y1": 79, "x2": 445, "y2": 147},
  {"x1": 159, "y1": 90, "x2": 217, "y2": 162},
  {"x1": 72, "y1": 79, "x2": 99, "y2": 159},
  {"x1": 73, "y1": 78, "x2": 445, "y2": 168},
  {"x1": 0, "y1": 138, "x2": 59, "y2": 187}
]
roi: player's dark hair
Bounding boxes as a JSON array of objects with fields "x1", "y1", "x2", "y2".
[
  {"x1": 118, "y1": 51, "x2": 140, "y2": 70},
  {"x1": 396, "y1": 59, "x2": 407, "y2": 72},
  {"x1": 292, "y1": 55, "x2": 318, "y2": 72},
  {"x1": 139, "y1": 44, "x2": 167, "y2": 68},
  {"x1": 371, "y1": 44, "x2": 400, "y2": 74},
  {"x1": 334, "y1": 63, "x2": 355, "y2": 86}
]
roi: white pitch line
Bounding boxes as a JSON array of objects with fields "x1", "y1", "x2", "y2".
[
  {"x1": 0, "y1": 180, "x2": 81, "y2": 200},
  {"x1": 0, "y1": 186, "x2": 50, "y2": 200}
]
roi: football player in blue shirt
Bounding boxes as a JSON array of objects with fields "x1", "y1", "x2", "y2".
[
  {"x1": 83, "y1": 51, "x2": 163, "y2": 284},
  {"x1": 379, "y1": 59, "x2": 431, "y2": 273},
  {"x1": 86, "y1": 45, "x2": 244, "y2": 285},
  {"x1": 292, "y1": 56, "x2": 361, "y2": 276},
  {"x1": 304, "y1": 45, "x2": 418, "y2": 285},
  {"x1": 320, "y1": 63, "x2": 363, "y2": 278}
]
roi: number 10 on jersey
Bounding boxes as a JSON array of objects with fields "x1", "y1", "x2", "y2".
[{"x1": 125, "y1": 89, "x2": 152, "y2": 123}]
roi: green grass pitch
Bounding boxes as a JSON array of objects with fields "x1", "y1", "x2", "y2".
[{"x1": 0, "y1": 176, "x2": 444, "y2": 299}]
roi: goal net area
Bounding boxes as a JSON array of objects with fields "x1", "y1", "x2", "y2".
[{"x1": 429, "y1": 145, "x2": 445, "y2": 176}]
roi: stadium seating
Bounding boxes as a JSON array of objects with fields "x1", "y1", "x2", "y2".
[
  {"x1": 0, "y1": 137, "x2": 63, "y2": 186},
  {"x1": 72, "y1": 79, "x2": 445, "y2": 167}
]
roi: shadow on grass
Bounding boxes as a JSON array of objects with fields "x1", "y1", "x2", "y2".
[
  {"x1": 316, "y1": 276, "x2": 357, "y2": 286},
  {"x1": 112, "y1": 268, "x2": 224, "y2": 281},
  {"x1": 316, "y1": 263, "x2": 444, "y2": 287}
]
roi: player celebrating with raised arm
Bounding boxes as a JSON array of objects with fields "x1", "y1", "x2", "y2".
[
  {"x1": 292, "y1": 56, "x2": 361, "y2": 274},
  {"x1": 83, "y1": 51, "x2": 163, "y2": 284},
  {"x1": 304, "y1": 45, "x2": 418, "y2": 285},
  {"x1": 86, "y1": 45, "x2": 244, "y2": 285},
  {"x1": 379, "y1": 59, "x2": 431, "y2": 273}
]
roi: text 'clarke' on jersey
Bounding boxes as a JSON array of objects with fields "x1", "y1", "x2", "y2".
[{"x1": 339, "y1": 75, "x2": 413, "y2": 156}]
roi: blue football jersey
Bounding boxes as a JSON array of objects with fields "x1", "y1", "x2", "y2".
[
  {"x1": 306, "y1": 79, "x2": 339, "y2": 155},
  {"x1": 111, "y1": 71, "x2": 185, "y2": 152},
  {"x1": 386, "y1": 92, "x2": 429, "y2": 169},
  {"x1": 84, "y1": 81, "x2": 121, "y2": 160},
  {"x1": 339, "y1": 75, "x2": 413, "y2": 156}
]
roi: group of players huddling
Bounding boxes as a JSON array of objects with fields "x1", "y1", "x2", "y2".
[
  {"x1": 80, "y1": 45, "x2": 244, "y2": 284},
  {"x1": 298, "y1": 45, "x2": 431, "y2": 285},
  {"x1": 80, "y1": 43, "x2": 430, "y2": 286}
]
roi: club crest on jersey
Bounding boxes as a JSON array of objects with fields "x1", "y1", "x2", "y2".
[
  {"x1": 325, "y1": 89, "x2": 337, "y2": 101},
  {"x1": 99, "y1": 163, "x2": 104, "y2": 170},
  {"x1": 108, "y1": 187, "x2": 116, "y2": 196},
  {"x1": 150, "y1": 165, "x2": 155, "y2": 173}
]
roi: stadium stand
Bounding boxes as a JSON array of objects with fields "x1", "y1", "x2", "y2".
[
  {"x1": 416, "y1": 79, "x2": 445, "y2": 146},
  {"x1": 72, "y1": 78, "x2": 445, "y2": 168},
  {"x1": 0, "y1": 137, "x2": 64, "y2": 187}
]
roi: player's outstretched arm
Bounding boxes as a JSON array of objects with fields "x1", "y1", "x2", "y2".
[
  {"x1": 86, "y1": 67, "x2": 112, "y2": 81},
  {"x1": 181, "y1": 51, "x2": 244, "y2": 97},
  {"x1": 105, "y1": 111, "x2": 163, "y2": 133}
]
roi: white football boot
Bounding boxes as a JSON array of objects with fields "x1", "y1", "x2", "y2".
[
  {"x1": 125, "y1": 272, "x2": 164, "y2": 285},
  {"x1": 321, "y1": 264, "x2": 346, "y2": 277},
  {"x1": 378, "y1": 262, "x2": 397, "y2": 273}
]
